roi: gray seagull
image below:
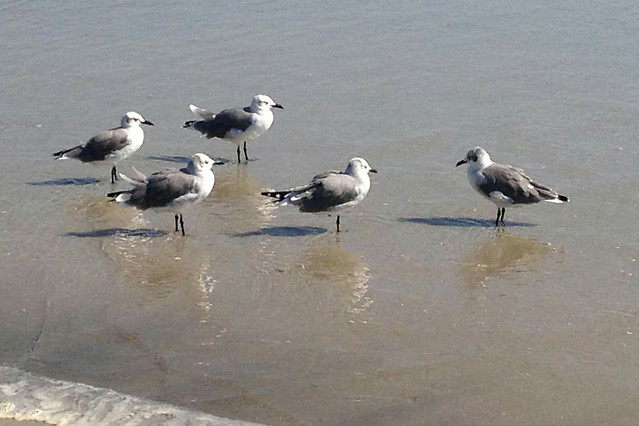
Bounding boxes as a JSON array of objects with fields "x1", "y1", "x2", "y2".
[
  {"x1": 183, "y1": 94, "x2": 283, "y2": 163},
  {"x1": 53, "y1": 111, "x2": 154, "y2": 183},
  {"x1": 261, "y1": 157, "x2": 377, "y2": 232},
  {"x1": 456, "y1": 147, "x2": 569, "y2": 226},
  {"x1": 107, "y1": 153, "x2": 215, "y2": 236}
]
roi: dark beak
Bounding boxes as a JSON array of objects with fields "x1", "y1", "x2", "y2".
[
  {"x1": 273, "y1": 104, "x2": 284, "y2": 110},
  {"x1": 369, "y1": 168, "x2": 378, "y2": 173},
  {"x1": 143, "y1": 120, "x2": 155, "y2": 126},
  {"x1": 455, "y1": 159, "x2": 467, "y2": 167}
]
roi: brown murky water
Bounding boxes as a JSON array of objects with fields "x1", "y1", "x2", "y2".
[{"x1": 2, "y1": 0, "x2": 639, "y2": 424}]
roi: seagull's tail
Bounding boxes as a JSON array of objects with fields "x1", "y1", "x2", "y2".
[
  {"x1": 189, "y1": 104, "x2": 216, "y2": 119},
  {"x1": 539, "y1": 191, "x2": 569, "y2": 203},
  {"x1": 531, "y1": 181, "x2": 570, "y2": 204},
  {"x1": 261, "y1": 189, "x2": 301, "y2": 207},
  {"x1": 118, "y1": 166, "x2": 147, "y2": 184},
  {"x1": 261, "y1": 189, "x2": 292, "y2": 201},
  {"x1": 106, "y1": 190, "x2": 133, "y2": 203},
  {"x1": 184, "y1": 104, "x2": 216, "y2": 128},
  {"x1": 261, "y1": 185, "x2": 315, "y2": 207},
  {"x1": 53, "y1": 145, "x2": 83, "y2": 160}
]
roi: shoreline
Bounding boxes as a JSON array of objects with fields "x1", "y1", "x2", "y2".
[{"x1": 1, "y1": 366, "x2": 263, "y2": 426}]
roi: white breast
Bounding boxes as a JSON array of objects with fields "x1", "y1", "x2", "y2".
[{"x1": 108, "y1": 127, "x2": 144, "y2": 164}]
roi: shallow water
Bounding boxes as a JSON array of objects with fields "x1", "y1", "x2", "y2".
[{"x1": 2, "y1": 0, "x2": 639, "y2": 424}]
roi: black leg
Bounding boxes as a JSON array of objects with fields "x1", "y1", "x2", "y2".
[
  {"x1": 179, "y1": 214, "x2": 185, "y2": 236},
  {"x1": 336, "y1": 215, "x2": 341, "y2": 232},
  {"x1": 111, "y1": 166, "x2": 117, "y2": 184},
  {"x1": 243, "y1": 141, "x2": 249, "y2": 162},
  {"x1": 495, "y1": 208, "x2": 506, "y2": 226},
  {"x1": 236, "y1": 145, "x2": 241, "y2": 164},
  {"x1": 174, "y1": 214, "x2": 179, "y2": 232}
]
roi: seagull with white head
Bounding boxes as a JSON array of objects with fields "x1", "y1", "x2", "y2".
[
  {"x1": 183, "y1": 94, "x2": 283, "y2": 163},
  {"x1": 456, "y1": 147, "x2": 569, "y2": 226},
  {"x1": 107, "y1": 153, "x2": 215, "y2": 236},
  {"x1": 53, "y1": 111, "x2": 154, "y2": 183},
  {"x1": 261, "y1": 157, "x2": 377, "y2": 232}
]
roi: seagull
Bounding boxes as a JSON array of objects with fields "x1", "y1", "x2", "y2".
[
  {"x1": 261, "y1": 157, "x2": 377, "y2": 232},
  {"x1": 107, "y1": 153, "x2": 215, "y2": 236},
  {"x1": 53, "y1": 111, "x2": 154, "y2": 183},
  {"x1": 183, "y1": 94, "x2": 283, "y2": 163},
  {"x1": 456, "y1": 147, "x2": 569, "y2": 226}
]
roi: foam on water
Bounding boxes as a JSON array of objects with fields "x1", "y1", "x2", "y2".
[{"x1": 0, "y1": 366, "x2": 261, "y2": 425}]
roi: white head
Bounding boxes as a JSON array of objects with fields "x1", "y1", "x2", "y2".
[
  {"x1": 121, "y1": 111, "x2": 154, "y2": 128},
  {"x1": 189, "y1": 153, "x2": 215, "y2": 172},
  {"x1": 456, "y1": 147, "x2": 492, "y2": 168},
  {"x1": 344, "y1": 157, "x2": 378, "y2": 177},
  {"x1": 250, "y1": 95, "x2": 284, "y2": 112}
]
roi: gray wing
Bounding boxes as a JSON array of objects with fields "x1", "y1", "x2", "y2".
[
  {"x1": 133, "y1": 170, "x2": 196, "y2": 209},
  {"x1": 299, "y1": 172, "x2": 361, "y2": 212},
  {"x1": 192, "y1": 107, "x2": 254, "y2": 139},
  {"x1": 78, "y1": 128, "x2": 129, "y2": 162},
  {"x1": 511, "y1": 166, "x2": 562, "y2": 201},
  {"x1": 479, "y1": 163, "x2": 551, "y2": 204},
  {"x1": 310, "y1": 170, "x2": 341, "y2": 182}
]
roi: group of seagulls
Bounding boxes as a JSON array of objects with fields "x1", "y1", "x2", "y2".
[{"x1": 52, "y1": 94, "x2": 569, "y2": 236}]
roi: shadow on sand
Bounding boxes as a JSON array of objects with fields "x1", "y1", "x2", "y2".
[
  {"x1": 398, "y1": 217, "x2": 536, "y2": 228},
  {"x1": 146, "y1": 155, "x2": 229, "y2": 165},
  {"x1": 62, "y1": 228, "x2": 167, "y2": 238},
  {"x1": 233, "y1": 226, "x2": 327, "y2": 238},
  {"x1": 28, "y1": 177, "x2": 101, "y2": 186}
]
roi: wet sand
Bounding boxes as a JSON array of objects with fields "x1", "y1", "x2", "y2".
[{"x1": 2, "y1": 0, "x2": 639, "y2": 424}]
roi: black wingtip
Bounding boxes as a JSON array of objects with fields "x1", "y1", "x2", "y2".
[
  {"x1": 183, "y1": 121, "x2": 195, "y2": 128},
  {"x1": 106, "y1": 190, "x2": 127, "y2": 198},
  {"x1": 558, "y1": 195, "x2": 570, "y2": 203},
  {"x1": 261, "y1": 190, "x2": 285, "y2": 200},
  {"x1": 53, "y1": 145, "x2": 83, "y2": 159}
]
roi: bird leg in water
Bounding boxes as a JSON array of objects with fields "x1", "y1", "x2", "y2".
[
  {"x1": 236, "y1": 145, "x2": 241, "y2": 164},
  {"x1": 111, "y1": 166, "x2": 118, "y2": 184},
  {"x1": 336, "y1": 215, "x2": 341, "y2": 232},
  {"x1": 179, "y1": 214, "x2": 185, "y2": 236},
  {"x1": 174, "y1": 214, "x2": 179, "y2": 232},
  {"x1": 243, "y1": 141, "x2": 249, "y2": 162},
  {"x1": 495, "y1": 208, "x2": 506, "y2": 226}
]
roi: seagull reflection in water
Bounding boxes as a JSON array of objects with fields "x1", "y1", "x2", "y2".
[
  {"x1": 296, "y1": 234, "x2": 373, "y2": 316},
  {"x1": 459, "y1": 231, "x2": 551, "y2": 287}
]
